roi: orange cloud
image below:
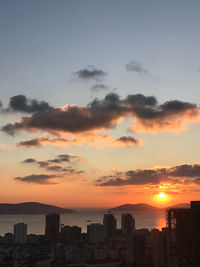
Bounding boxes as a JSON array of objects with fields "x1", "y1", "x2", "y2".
[
  {"x1": 96, "y1": 163, "x2": 200, "y2": 189},
  {"x1": 130, "y1": 109, "x2": 200, "y2": 133},
  {"x1": 16, "y1": 133, "x2": 142, "y2": 149}
]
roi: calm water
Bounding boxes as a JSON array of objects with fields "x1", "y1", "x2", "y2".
[{"x1": 0, "y1": 208, "x2": 166, "y2": 235}]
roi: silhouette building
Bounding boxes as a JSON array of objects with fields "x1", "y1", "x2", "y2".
[
  {"x1": 103, "y1": 211, "x2": 117, "y2": 240},
  {"x1": 87, "y1": 223, "x2": 104, "y2": 243},
  {"x1": 167, "y1": 201, "x2": 200, "y2": 267},
  {"x1": 45, "y1": 213, "x2": 60, "y2": 242},
  {"x1": 127, "y1": 230, "x2": 146, "y2": 267},
  {"x1": 14, "y1": 223, "x2": 27, "y2": 244},
  {"x1": 61, "y1": 225, "x2": 81, "y2": 242},
  {"x1": 121, "y1": 213, "x2": 135, "y2": 236}
]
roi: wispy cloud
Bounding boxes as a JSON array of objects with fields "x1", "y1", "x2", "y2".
[
  {"x1": 91, "y1": 84, "x2": 109, "y2": 92},
  {"x1": 15, "y1": 174, "x2": 60, "y2": 184},
  {"x1": 126, "y1": 60, "x2": 148, "y2": 75},
  {"x1": 17, "y1": 134, "x2": 142, "y2": 149},
  {"x1": 113, "y1": 136, "x2": 142, "y2": 147},
  {"x1": 17, "y1": 153, "x2": 86, "y2": 185},
  {"x1": 74, "y1": 65, "x2": 107, "y2": 81}
]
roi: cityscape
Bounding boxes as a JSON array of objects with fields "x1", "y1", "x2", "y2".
[
  {"x1": 0, "y1": 201, "x2": 199, "y2": 266},
  {"x1": 1, "y1": 1, "x2": 200, "y2": 267}
]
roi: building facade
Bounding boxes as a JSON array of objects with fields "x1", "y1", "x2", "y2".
[
  {"x1": 14, "y1": 223, "x2": 27, "y2": 244},
  {"x1": 45, "y1": 213, "x2": 60, "y2": 243},
  {"x1": 121, "y1": 213, "x2": 135, "y2": 236},
  {"x1": 87, "y1": 223, "x2": 104, "y2": 244}
]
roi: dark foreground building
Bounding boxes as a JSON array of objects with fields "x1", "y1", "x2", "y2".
[
  {"x1": 103, "y1": 212, "x2": 117, "y2": 240},
  {"x1": 121, "y1": 213, "x2": 135, "y2": 236},
  {"x1": 45, "y1": 213, "x2": 60, "y2": 243},
  {"x1": 167, "y1": 201, "x2": 200, "y2": 267}
]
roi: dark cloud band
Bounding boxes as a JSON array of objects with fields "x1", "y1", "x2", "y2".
[
  {"x1": 2, "y1": 93, "x2": 199, "y2": 136},
  {"x1": 96, "y1": 163, "x2": 200, "y2": 187}
]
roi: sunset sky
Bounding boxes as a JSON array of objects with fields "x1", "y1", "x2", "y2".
[{"x1": 1, "y1": 0, "x2": 200, "y2": 208}]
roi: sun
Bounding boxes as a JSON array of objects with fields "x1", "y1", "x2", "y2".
[
  {"x1": 158, "y1": 192, "x2": 166, "y2": 199},
  {"x1": 154, "y1": 192, "x2": 169, "y2": 206}
]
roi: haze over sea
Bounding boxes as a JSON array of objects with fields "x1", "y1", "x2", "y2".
[{"x1": 0, "y1": 208, "x2": 166, "y2": 236}]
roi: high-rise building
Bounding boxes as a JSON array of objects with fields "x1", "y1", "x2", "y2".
[
  {"x1": 14, "y1": 223, "x2": 27, "y2": 244},
  {"x1": 127, "y1": 231, "x2": 146, "y2": 267},
  {"x1": 103, "y1": 211, "x2": 117, "y2": 240},
  {"x1": 87, "y1": 223, "x2": 104, "y2": 243},
  {"x1": 45, "y1": 213, "x2": 60, "y2": 242},
  {"x1": 191, "y1": 201, "x2": 200, "y2": 266},
  {"x1": 167, "y1": 201, "x2": 200, "y2": 267},
  {"x1": 121, "y1": 213, "x2": 135, "y2": 236}
]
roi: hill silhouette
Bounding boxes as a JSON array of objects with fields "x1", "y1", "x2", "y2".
[
  {"x1": 111, "y1": 203, "x2": 164, "y2": 212},
  {"x1": 0, "y1": 202, "x2": 74, "y2": 214}
]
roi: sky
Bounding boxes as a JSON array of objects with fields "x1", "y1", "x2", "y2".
[{"x1": 1, "y1": 0, "x2": 200, "y2": 208}]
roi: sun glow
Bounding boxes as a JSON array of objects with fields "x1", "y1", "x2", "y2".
[
  {"x1": 158, "y1": 192, "x2": 166, "y2": 199},
  {"x1": 154, "y1": 192, "x2": 169, "y2": 205}
]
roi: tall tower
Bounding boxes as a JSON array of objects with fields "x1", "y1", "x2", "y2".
[
  {"x1": 45, "y1": 213, "x2": 60, "y2": 242},
  {"x1": 103, "y1": 211, "x2": 117, "y2": 240},
  {"x1": 14, "y1": 223, "x2": 27, "y2": 244},
  {"x1": 121, "y1": 213, "x2": 135, "y2": 235}
]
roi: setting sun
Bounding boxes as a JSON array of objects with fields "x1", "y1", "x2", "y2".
[
  {"x1": 154, "y1": 192, "x2": 169, "y2": 206},
  {"x1": 153, "y1": 192, "x2": 171, "y2": 207},
  {"x1": 158, "y1": 192, "x2": 166, "y2": 199}
]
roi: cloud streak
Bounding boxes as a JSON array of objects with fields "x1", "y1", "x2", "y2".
[
  {"x1": 15, "y1": 174, "x2": 59, "y2": 184},
  {"x1": 96, "y1": 163, "x2": 200, "y2": 187},
  {"x1": 48, "y1": 154, "x2": 86, "y2": 163},
  {"x1": 16, "y1": 137, "x2": 78, "y2": 147},
  {"x1": 22, "y1": 154, "x2": 85, "y2": 171},
  {"x1": 17, "y1": 134, "x2": 142, "y2": 148},
  {"x1": 18, "y1": 154, "x2": 86, "y2": 184}
]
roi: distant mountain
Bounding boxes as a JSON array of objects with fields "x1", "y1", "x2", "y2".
[
  {"x1": 111, "y1": 203, "x2": 164, "y2": 212},
  {"x1": 0, "y1": 202, "x2": 74, "y2": 214}
]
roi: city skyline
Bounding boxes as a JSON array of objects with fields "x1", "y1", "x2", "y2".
[{"x1": 1, "y1": 0, "x2": 200, "y2": 207}]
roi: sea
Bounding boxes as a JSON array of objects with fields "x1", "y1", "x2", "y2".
[{"x1": 0, "y1": 208, "x2": 166, "y2": 236}]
